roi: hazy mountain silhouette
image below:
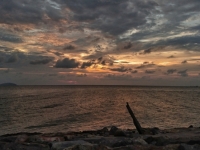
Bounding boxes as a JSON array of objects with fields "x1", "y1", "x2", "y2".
[{"x1": 0, "y1": 83, "x2": 17, "y2": 86}]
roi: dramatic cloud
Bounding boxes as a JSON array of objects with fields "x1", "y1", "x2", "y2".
[
  {"x1": 81, "y1": 61, "x2": 94, "y2": 69},
  {"x1": 167, "y1": 55, "x2": 175, "y2": 59},
  {"x1": 0, "y1": 32, "x2": 23, "y2": 43},
  {"x1": 6, "y1": 54, "x2": 18, "y2": 63},
  {"x1": 0, "y1": 56, "x2": 4, "y2": 62},
  {"x1": 136, "y1": 62, "x2": 155, "y2": 69},
  {"x1": 145, "y1": 70, "x2": 156, "y2": 74},
  {"x1": 166, "y1": 69, "x2": 177, "y2": 75},
  {"x1": 63, "y1": 45, "x2": 76, "y2": 50},
  {"x1": 30, "y1": 58, "x2": 54, "y2": 65},
  {"x1": 0, "y1": 0, "x2": 200, "y2": 85},
  {"x1": 62, "y1": 0, "x2": 158, "y2": 35},
  {"x1": 177, "y1": 70, "x2": 188, "y2": 77},
  {"x1": 182, "y1": 60, "x2": 187, "y2": 64},
  {"x1": 55, "y1": 58, "x2": 80, "y2": 68},
  {"x1": 0, "y1": 0, "x2": 63, "y2": 24},
  {"x1": 123, "y1": 42, "x2": 132, "y2": 49},
  {"x1": 76, "y1": 74, "x2": 87, "y2": 77},
  {"x1": 110, "y1": 66, "x2": 131, "y2": 73},
  {"x1": 131, "y1": 70, "x2": 138, "y2": 74},
  {"x1": 104, "y1": 74, "x2": 133, "y2": 80},
  {"x1": 139, "y1": 48, "x2": 152, "y2": 55}
]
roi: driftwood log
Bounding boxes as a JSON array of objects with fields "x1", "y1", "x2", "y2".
[{"x1": 126, "y1": 102, "x2": 144, "y2": 134}]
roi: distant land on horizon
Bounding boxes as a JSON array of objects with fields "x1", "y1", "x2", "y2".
[{"x1": 0, "y1": 83, "x2": 17, "y2": 86}]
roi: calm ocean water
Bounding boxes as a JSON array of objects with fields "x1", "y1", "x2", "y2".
[{"x1": 0, "y1": 86, "x2": 200, "y2": 136}]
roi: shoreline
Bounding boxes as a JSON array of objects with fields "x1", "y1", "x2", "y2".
[{"x1": 1, "y1": 126, "x2": 200, "y2": 150}]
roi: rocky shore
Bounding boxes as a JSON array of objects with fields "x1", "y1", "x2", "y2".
[{"x1": 0, "y1": 126, "x2": 200, "y2": 150}]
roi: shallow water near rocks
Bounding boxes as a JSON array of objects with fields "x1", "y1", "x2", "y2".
[{"x1": 0, "y1": 85, "x2": 200, "y2": 135}]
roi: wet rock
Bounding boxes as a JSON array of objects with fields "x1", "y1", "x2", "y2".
[
  {"x1": 187, "y1": 140, "x2": 200, "y2": 145},
  {"x1": 110, "y1": 126, "x2": 118, "y2": 135},
  {"x1": 144, "y1": 136, "x2": 169, "y2": 146},
  {"x1": 64, "y1": 135, "x2": 76, "y2": 141},
  {"x1": 114, "y1": 129, "x2": 126, "y2": 137},
  {"x1": 51, "y1": 140, "x2": 93, "y2": 150},
  {"x1": 63, "y1": 144, "x2": 111, "y2": 150},
  {"x1": 134, "y1": 138, "x2": 148, "y2": 145},
  {"x1": 39, "y1": 136, "x2": 65, "y2": 142},
  {"x1": 97, "y1": 127, "x2": 109, "y2": 136},
  {"x1": 188, "y1": 125, "x2": 193, "y2": 128},
  {"x1": 151, "y1": 127, "x2": 160, "y2": 135},
  {"x1": 15, "y1": 134, "x2": 28, "y2": 143},
  {"x1": 0, "y1": 136, "x2": 16, "y2": 143},
  {"x1": 0, "y1": 142, "x2": 49, "y2": 150},
  {"x1": 112, "y1": 139, "x2": 133, "y2": 148},
  {"x1": 112, "y1": 144, "x2": 179, "y2": 150},
  {"x1": 178, "y1": 144, "x2": 200, "y2": 150}
]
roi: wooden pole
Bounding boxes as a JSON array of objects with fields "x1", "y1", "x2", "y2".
[{"x1": 126, "y1": 102, "x2": 144, "y2": 134}]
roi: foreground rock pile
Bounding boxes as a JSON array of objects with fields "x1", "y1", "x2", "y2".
[{"x1": 0, "y1": 126, "x2": 200, "y2": 150}]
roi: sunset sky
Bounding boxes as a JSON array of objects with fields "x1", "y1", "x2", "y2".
[{"x1": 0, "y1": 0, "x2": 200, "y2": 85}]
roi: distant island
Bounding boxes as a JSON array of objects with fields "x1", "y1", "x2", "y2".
[{"x1": 0, "y1": 83, "x2": 17, "y2": 86}]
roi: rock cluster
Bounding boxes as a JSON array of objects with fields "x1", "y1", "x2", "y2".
[{"x1": 0, "y1": 126, "x2": 200, "y2": 150}]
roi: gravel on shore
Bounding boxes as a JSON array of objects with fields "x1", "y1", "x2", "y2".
[{"x1": 1, "y1": 126, "x2": 200, "y2": 150}]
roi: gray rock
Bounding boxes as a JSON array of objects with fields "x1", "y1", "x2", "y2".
[
  {"x1": 178, "y1": 144, "x2": 200, "y2": 150},
  {"x1": 134, "y1": 138, "x2": 148, "y2": 145},
  {"x1": 114, "y1": 129, "x2": 126, "y2": 137},
  {"x1": 151, "y1": 127, "x2": 160, "y2": 135},
  {"x1": 51, "y1": 140, "x2": 93, "y2": 150},
  {"x1": 110, "y1": 126, "x2": 118, "y2": 135},
  {"x1": 144, "y1": 136, "x2": 169, "y2": 146}
]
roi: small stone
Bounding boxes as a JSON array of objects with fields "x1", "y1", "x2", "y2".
[
  {"x1": 145, "y1": 136, "x2": 169, "y2": 146},
  {"x1": 110, "y1": 126, "x2": 118, "y2": 135},
  {"x1": 134, "y1": 138, "x2": 148, "y2": 145},
  {"x1": 51, "y1": 140, "x2": 92, "y2": 150},
  {"x1": 151, "y1": 127, "x2": 160, "y2": 135},
  {"x1": 114, "y1": 129, "x2": 126, "y2": 137},
  {"x1": 39, "y1": 136, "x2": 65, "y2": 142},
  {"x1": 188, "y1": 125, "x2": 193, "y2": 128},
  {"x1": 15, "y1": 134, "x2": 28, "y2": 143},
  {"x1": 178, "y1": 144, "x2": 200, "y2": 150}
]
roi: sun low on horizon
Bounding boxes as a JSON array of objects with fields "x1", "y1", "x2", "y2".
[{"x1": 0, "y1": 0, "x2": 200, "y2": 86}]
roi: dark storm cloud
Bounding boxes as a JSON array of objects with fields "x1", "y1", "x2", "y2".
[
  {"x1": 0, "y1": 32, "x2": 23, "y2": 43},
  {"x1": 0, "y1": 56, "x2": 4, "y2": 62},
  {"x1": 110, "y1": 66, "x2": 131, "y2": 73},
  {"x1": 6, "y1": 54, "x2": 18, "y2": 63},
  {"x1": 166, "y1": 69, "x2": 177, "y2": 75},
  {"x1": 145, "y1": 70, "x2": 156, "y2": 74},
  {"x1": 182, "y1": 60, "x2": 187, "y2": 64},
  {"x1": 0, "y1": 0, "x2": 63, "y2": 24},
  {"x1": 155, "y1": 36, "x2": 200, "y2": 50},
  {"x1": 131, "y1": 70, "x2": 138, "y2": 74},
  {"x1": 30, "y1": 58, "x2": 54, "y2": 65},
  {"x1": 139, "y1": 48, "x2": 152, "y2": 55},
  {"x1": 167, "y1": 55, "x2": 175, "y2": 58},
  {"x1": 63, "y1": 45, "x2": 76, "y2": 50},
  {"x1": 177, "y1": 69, "x2": 188, "y2": 77},
  {"x1": 126, "y1": 1, "x2": 200, "y2": 51},
  {"x1": 61, "y1": 0, "x2": 158, "y2": 35},
  {"x1": 123, "y1": 42, "x2": 132, "y2": 49},
  {"x1": 76, "y1": 74, "x2": 87, "y2": 77},
  {"x1": 0, "y1": 46, "x2": 13, "y2": 52},
  {"x1": 136, "y1": 62, "x2": 155, "y2": 69},
  {"x1": 53, "y1": 52, "x2": 64, "y2": 56},
  {"x1": 81, "y1": 56, "x2": 113, "y2": 68},
  {"x1": 81, "y1": 61, "x2": 95, "y2": 69},
  {"x1": 83, "y1": 53, "x2": 104, "y2": 60},
  {"x1": 55, "y1": 58, "x2": 80, "y2": 68},
  {"x1": 4, "y1": 69, "x2": 10, "y2": 73},
  {"x1": 104, "y1": 74, "x2": 132, "y2": 80}
]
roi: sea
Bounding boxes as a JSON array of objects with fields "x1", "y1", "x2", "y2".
[{"x1": 0, "y1": 86, "x2": 200, "y2": 136}]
